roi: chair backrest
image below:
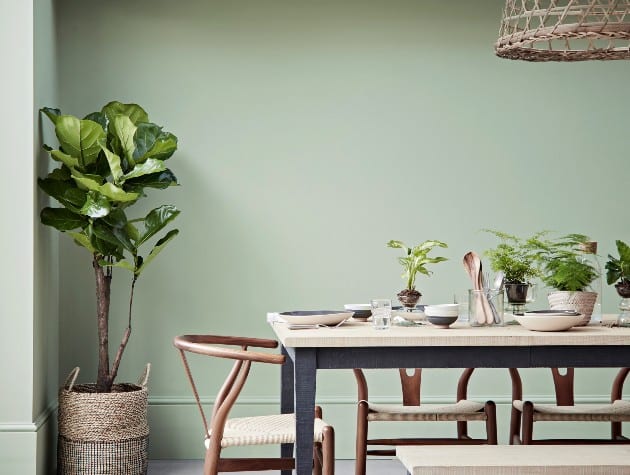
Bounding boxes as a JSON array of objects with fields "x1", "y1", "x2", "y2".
[
  {"x1": 173, "y1": 335, "x2": 285, "y2": 440},
  {"x1": 353, "y1": 368, "x2": 476, "y2": 405},
  {"x1": 509, "y1": 367, "x2": 630, "y2": 406}
]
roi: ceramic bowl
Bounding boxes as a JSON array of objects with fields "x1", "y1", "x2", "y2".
[
  {"x1": 424, "y1": 304, "x2": 459, "y2": 317},
  {"x1": 344, "y1": 304, "x2": 372, "y2": 321},
  {"x1": 427, "y1": 315, "x2": 458, "y2": 329},
  {"x1": 515, "y1": 311, "x2": 583, "y2": 332},
  {"x1": 279, "y1": 310, "x2": 352, "y2": 326}
]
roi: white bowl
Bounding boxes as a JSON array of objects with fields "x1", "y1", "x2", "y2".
[
  {"x1": 424, "y1": 304, "x2": 459, "y2": 317},
  {"x1": 344, "y1": 304, "x2": 371, "y2": 311},
  {"x1": 392, "y1": 309, "x2": 426, "y2": 321},
  {"x1": 515, "y1": 312, "x2": 584, "y2": 332}
]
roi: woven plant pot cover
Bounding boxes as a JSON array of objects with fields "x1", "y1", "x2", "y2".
[
  {"x1": 58, "y1": 367, "x2": 149, "y2": 475},
  {"x1": 548, "y1": 291, "x2": 598, "y2": 326}
]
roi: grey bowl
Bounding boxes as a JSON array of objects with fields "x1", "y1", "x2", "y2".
[
  {"x1": 427, "y1": 315, "x2": 458, "y2": 329},
  {"x1": 351, "y1": 310, "x2": 372, "y2": 321}
]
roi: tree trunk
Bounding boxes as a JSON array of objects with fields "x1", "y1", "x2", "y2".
[{"x1": 93, "y1": 254, "x2": 112, "y2": 392}]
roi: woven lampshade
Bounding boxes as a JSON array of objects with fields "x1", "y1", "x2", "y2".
[{"x1": 496, "y1": 0, "x2": 630, "y2": 61}]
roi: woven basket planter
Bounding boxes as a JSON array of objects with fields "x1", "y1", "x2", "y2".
[
  {"x1": 58, "y1": 366, "x2": 150, "y2": 475},
  {"x1": 496, "y1": 0, "x2": 630, "y2": 61},
  {"x1": 548, "y1": 291, "x2": 598, "y2": 326}
]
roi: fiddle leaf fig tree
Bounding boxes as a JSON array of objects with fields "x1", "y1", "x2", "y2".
[{"x1": 39, "y1": 101, "x2": 180, "y2": 392}]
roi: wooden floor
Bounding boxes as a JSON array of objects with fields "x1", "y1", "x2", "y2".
[{"x1": 148, "y1": 459, "x2": 404, "y2": 474}]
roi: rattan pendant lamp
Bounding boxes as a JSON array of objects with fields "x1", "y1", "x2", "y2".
[{"x1": 496, "y1": 0, "x2": 630, "y2": 61}]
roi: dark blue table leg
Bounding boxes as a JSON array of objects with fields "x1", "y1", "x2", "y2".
[
  {"x1": 280, "y1": 345, "x2": 294, "y2": 475},
  {"x1": 294, "y1": 347, "x2": 317, "y2": 475}
]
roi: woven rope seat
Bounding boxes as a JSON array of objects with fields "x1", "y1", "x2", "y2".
[
  {"x1": 513, "y1": 399, "x2": 630, "y2": 421},
  {"x1": 365, "y1": 400, "x2": 486, "y2": 422},
  {"x1": 496, "y1": 0, "x2": 630, "y2": 61},
  {"x1": 206, "y1": 414, "x2": 328, "y2": 448}
]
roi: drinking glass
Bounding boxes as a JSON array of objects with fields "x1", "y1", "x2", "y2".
[
  {"x1": 468, "y1": 289, "x2": 504, "y2": 326},
  {"x1": 370, "y1": 299, "x2": 392, "y2": 330}
]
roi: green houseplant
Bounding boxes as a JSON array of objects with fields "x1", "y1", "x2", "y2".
[
  {"x1": 387, "y1": 239, "x2": 448, "y2": 308},
  {"x1": 533, "y1": 233, "x2": 600, "y2": 325},
  {"x1": 606, "y1": 240, "x2": 630, "y2": 297},
  {"x1": 39, "y1": 101, "x2": 180, "y2": 473},
  {"x1": 483, "y1": 230, "x2": 541, "y2": 306},
  {"x1": 606, "y1": 240, "x2": 630, "y2": 326}
]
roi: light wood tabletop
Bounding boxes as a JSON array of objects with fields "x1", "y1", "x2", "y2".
[{"x1": 271, "y1": 318, "x2": 630, "y2": 348}]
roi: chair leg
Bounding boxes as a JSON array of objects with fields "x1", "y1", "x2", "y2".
[
  {"x1": 509, "y1": 405, "x2": 522, "y2": 445},
  {"x1": 313, "y1": 442, "x2": 323, "y2": 475},
  {"x1": 521, "y1": 401, "x2": 534, "y2": 445},
  {"x1": 484, "y1": 401, "x2": 498, "y2": 445},
  {"x1": 322, "y1": 425, "x2": 335, "y2": 475},
  {"x1": 612, "y1": 421, "x2": 622, "y2": 440},
  {"x1": 355, "y1": 401, "x2": 369, "y2": 475},
  {"x1": 203, "y1": 436, "x2": 222, "y2": 475}
]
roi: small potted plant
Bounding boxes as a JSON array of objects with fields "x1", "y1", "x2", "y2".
[
  {"x1": 39, "y1": 101, "x2": 180, "y2": 474},
  {"x1": 483, "y1": 230, "x2": 541, "y2": 307},
  {"x1": 387, "y1": 239, "x2": 448, "y2": 308},
  {"x1": 534, "y1": 233, "x2": 600, "y2": 326},
  {"x1": 605, "y1": 240, "x2": 630, "y2": 325}
]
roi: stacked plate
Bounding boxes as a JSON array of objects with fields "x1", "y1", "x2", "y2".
[
  {"x1": 515, "y1": 310, "x2": 583, "y2": 332},
  {"x1": 424, "y1": 304, "x2": 459, "y2": 329}
]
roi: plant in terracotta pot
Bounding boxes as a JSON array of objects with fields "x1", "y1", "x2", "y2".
[
  {"x1": 387, "y1": 239, "x2": 448, "y2": 308},
  {"x1": 38, "y1": 101, "x2": 180, "y2": 474},
  {"x1": 605, "y1": 240, "x2": 630, "y2": 325},
  {"x1": 533, "y1": 233, "x2": 600, "y2": 326},
  {"x1": 483, "y1": 230, "x2": 541, "y2": 307}
]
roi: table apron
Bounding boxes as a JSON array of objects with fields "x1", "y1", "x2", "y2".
[{"x1": 283, "y1": 346, "x2": 630, "y2": 369}]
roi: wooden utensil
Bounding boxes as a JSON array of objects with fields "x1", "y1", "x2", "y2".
[{"x1": 463, "y1": 252, "x2": 494, "y2": 324}]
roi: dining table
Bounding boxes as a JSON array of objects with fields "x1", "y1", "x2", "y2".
[{"x1": 269, "y1": 317, "x2": 630, "y2": 475}]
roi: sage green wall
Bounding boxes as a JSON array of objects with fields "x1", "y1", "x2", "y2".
[
  {"x1": 1, "y1": 0, "x2": 59, "y2": 473},
  {"x1": 54, "y1": 0, "x2": 630, "y2": 459}
]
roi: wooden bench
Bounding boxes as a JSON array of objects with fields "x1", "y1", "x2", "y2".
[{"x1": 396, "y1": 445, "x2": 630, "y2": 474}]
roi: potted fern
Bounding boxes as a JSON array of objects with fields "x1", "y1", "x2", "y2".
[
  {"x1": 39, "y1": 101, "x2": 180, "y2": 474},
  {"x1": 483, "y1": 230, "x2": 541, "y2": 308},
  {"x1": 533, "y1": 234, "x2": 600, "y2": 326},
  {"x1": 387, "y1": 239, "x2": 448, "y2": 308}
]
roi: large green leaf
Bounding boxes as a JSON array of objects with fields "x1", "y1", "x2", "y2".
[
  {"x1": 80, "y1": 191, "x2": 111, "y2": 218},
  {"x1": 137, "y1": 205, "x2": 180, "y2": 245},
  {"x1": 40, "y1": 207, "x2": 87, "y2": 231},
  {"x1": 136, "y1": 229, "x2": 179, "y2": 275},
  {"x1": 102, "y1": 208, "x2": 127, "y2": 228},
  {"x1": 133, "y1": 122, "x2": 178, "y2": 162},
  {"x1": 41, "y1": 107, "x2": 61, "y2": 125},
  {"x1": 101, "y1": 101, "x2": 148, "y2": 125},
  {"x1": 617, "y1": 240, "x2": 630, "y2": 262},
  {"x1": 54, "y1": 116, "x2": 106, "y2": 168},
  {"x1": 110, "y1": 115, "x2": 137, "y2": 168},
  {"x1": 51, "y1": 150, "x2": 80, "y2": 170},
  {"x1": 47, "y1": 166, "x2": 71, "y2": 181},
  {"x1": 100, "y1": 183, "x2": 139, "y2": 202},
  {"x1": 111, "y1": 226, "x2": 137, "y2": 253},
  {"x1": 68, "y1": 231, "x2": 95, "y2": 253},
  {"x1": 124, "y1": 169, "x2": 178, "y2": 191},
  {"x1": 83, "y1": 111, "x2": 108, "y2": 130},
  {"x1": 92, "y1": 221, "x2": 122, "y2": 247},
  {"x1": 122, "y1": 158, "x2": 166, "y2": 182},
  {"x1": 100, "y1": 259, "x2": 135, "y2": 272},
  {"x1": 93, "y1": 236, "x2": 124, "y2": 259},
  {"x1": 72, "y1": 176, "x2": 139, "y2": 203},
  {"x1": 100, "y1": 142, "x2": 124, "y2": 184},
  {"x1": 38, "y1": 178, "x2": 87, "y2": 213}
]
